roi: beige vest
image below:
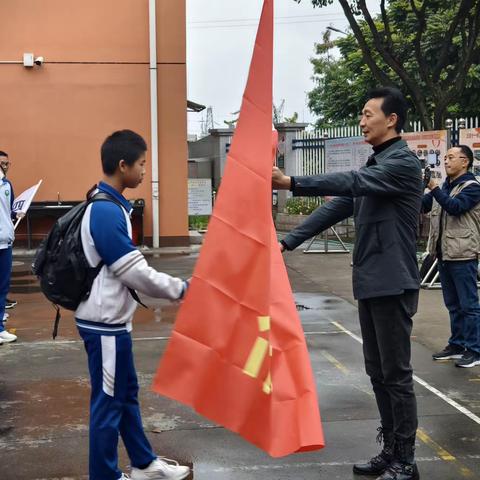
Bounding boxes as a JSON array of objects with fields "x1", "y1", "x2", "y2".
[{"x1": 427, "y1": 180, "x2": 480, "y2": 261}]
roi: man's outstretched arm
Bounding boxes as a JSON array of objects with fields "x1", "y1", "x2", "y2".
[{"x1": 281, "y1": 197, "x2": 353, "y2": 251}]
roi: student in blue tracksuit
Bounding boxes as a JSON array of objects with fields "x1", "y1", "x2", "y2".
[
  {"x1": 0, "y1": 151, "x2": 20, "y2": 344},
  {"x1": 76, "y1": 131, "x2": 190, "y2": 480}
]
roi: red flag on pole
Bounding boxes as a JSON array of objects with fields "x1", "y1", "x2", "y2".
[{"x1": 153, "y1": 0, "x2": 324, "y2": 457}]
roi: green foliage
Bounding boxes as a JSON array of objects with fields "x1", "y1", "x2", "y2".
[
  {"x1": 189, "y1": 215, "x2": 210, "y2": 231},
  {"x1": 284, "y1": 112, "x2": 299, "y2": 123},
  {"x1": 295, "y1": 0, "x2": 480, "y2": 129},
  {"x1": 285, "y1": 197, "x2": 321, "y2": 215},
  {"x1": 309, "y1": 29, "x2": 373, "y2": 128}
]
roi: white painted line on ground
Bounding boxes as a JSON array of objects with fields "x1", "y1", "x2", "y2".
[
  {"x1": 6, "y1": 336, "x2": 173, "y2": 348},
  {"x1": 195, "y1": 454, "x2": 480, "y2": 474},
  {"x1": 304, "y1": 330, "x2": 346, "y2": 336},
  {"x1": 30, "y1": 455, "x2": 480, "y2": 478},
  {"x1": 133, "y1": 336, "x2": 171, "y2": 342},
  {"x1": 331, "y1": 321, "x2": 480, "y2": 426},
  {"x1": 8, "y1": 331, "x2": 345, "y2": 348}
]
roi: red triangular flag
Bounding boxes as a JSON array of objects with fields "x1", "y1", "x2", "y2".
[{"x1": 153, "y1": 0, "x2": 324, "y2": 457}]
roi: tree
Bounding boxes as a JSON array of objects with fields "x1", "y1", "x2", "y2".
[
  {"x1": 308, "y1": 28, "x2": 375, "y2": 127},
  {"x1": 296, "y1": 0, "x2": 480, "y2": 130},
  {"x1": 284, "y1": 112, "x2": 299, "y2": 123}
]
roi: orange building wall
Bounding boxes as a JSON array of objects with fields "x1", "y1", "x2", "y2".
[{"x1": 0, "y1": 0, "x2": 188, "y2": 246}]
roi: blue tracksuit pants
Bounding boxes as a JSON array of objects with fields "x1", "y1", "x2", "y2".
[
  {"x1": 79, "y1": 329, "x2": 156, "y2": 480},
  {"x1": 0, "y1": 247, "x2": 12, "y2": 333}
]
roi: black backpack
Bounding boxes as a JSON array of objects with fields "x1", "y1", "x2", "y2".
[{"x1": 33, "y1": 192, "x2": 145, "y2": 338}]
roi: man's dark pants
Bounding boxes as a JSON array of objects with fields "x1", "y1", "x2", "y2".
[
  {"x1": 437, "y1": 259, "x2": 480, "y2": 354},
  {"x1": 358, "y1": 290, "x2": 418, "y2": 443}
]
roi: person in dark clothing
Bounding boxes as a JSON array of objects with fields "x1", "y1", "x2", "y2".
[
  {"x1": 272, "y1": 87, "x2": 422, "y2": 480},
  {"x1": 423, "y1": 145, "x2": 480, "y2": 368}
]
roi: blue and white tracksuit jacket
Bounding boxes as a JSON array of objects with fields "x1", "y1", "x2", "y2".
[
  {"x1": 76, "y1": 181, "x2": 187, "y2": 480},
  {"x1": 0, "y1": 172, "x2": 14, "y2": 333}
]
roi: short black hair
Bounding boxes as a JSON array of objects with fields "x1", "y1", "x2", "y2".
[
  {"x1": 457, "y1": 144, "x2": 474, "y2": 169},
  {"x1": 366, "y1": 87, "x2": 408, "y2": 133},
  {"x1": 0, "y1": 151, "x2": 8, "y2": 158},
  {"x1": 101, "y1": 130, "x2": 147, "y2": 175}
]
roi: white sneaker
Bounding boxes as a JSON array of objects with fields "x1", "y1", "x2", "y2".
[
  {"x1": 3, "y1": 312, "x2": 9, "y2": 322},
  {"x1": 0, "y1": 330, "x2": 17, "y2": 343},
  {"x1": 131, "y1": 457, "x2": 190, "y2": 480},
  {"x1": 119, "y1": 475, "x2": 131, "y2": 480}
]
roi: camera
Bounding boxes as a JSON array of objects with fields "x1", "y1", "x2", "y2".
[
  {"x1": 423, "y1": 166, "x2": 432, "y2": 189},
  {"x1": 34, "y1": 56, "x2": 44, "y2": 66}
]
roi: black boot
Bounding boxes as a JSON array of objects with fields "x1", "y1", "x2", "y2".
[
  {"x1": 353, "y1": 427, "x2": 395, "y2": 476},
  {"x1": 376, "y1": 440, "x2": 419, "y2": 480}
]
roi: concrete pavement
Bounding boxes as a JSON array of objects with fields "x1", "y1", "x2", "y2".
[{"x1": 0, "y1": 249, "x2": 479, "y2": 479}]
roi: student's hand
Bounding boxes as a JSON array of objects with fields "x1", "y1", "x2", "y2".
[
  {"x1": 272, "y1": 166, "x2": 291, "y2": 190},
  {"x1": 183, "y1": 278, "x2": 191, "y2": 294},
  {"x1": 427, "y1": 178, "x2": 439, "y2": 191},
  {"x1": 16, "y1": 212, "x2": 26, "y2": 219},
  {"x1": 279, "y1": 242, "x2": 285, "y2": 253}
]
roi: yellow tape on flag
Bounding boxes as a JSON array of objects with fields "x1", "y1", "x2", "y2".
[{"x1": 243, "y1": 316, "x2": 273, "y2": 395}]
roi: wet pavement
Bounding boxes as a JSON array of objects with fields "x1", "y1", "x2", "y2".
[{"x1": 1, "y1": 251, "x2": 479, "y2": 479}]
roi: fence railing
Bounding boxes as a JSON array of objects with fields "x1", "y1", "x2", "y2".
[{"x1": 294, "y1": 118, "x2": 480, "y2": 176}]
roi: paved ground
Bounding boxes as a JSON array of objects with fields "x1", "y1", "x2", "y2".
[{"x1": 1, "y1": 248, "x2": 479, "y2": 479}]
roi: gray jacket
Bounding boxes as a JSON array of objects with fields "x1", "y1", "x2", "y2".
[
  {"x1": 283, "y1": 139, "x2": 422, "y2": 300},
  {"x1": 426, "y1": 179, "x2": 480, "y2": 261}
]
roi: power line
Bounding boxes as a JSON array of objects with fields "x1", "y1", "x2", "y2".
[
  {"x1": 189, "y1": 17, "x2": 346, "y2": 30},
  {"x1": 188, "y1": 13, "x2": 345, "y2": 24}
]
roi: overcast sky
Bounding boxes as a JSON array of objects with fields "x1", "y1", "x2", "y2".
[{"x1": 186, "y1": 0, "x2": 380, "y2": 136}]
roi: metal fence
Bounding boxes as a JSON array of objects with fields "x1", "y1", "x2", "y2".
[{"x1": 293, "y1": 117, "x2": 480, "y2": 176}]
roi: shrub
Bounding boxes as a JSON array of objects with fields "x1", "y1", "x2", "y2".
[
  {"x1": 189, "y1": 215, "x2": 210, "y2": 231},
  {"x1": 284, "y1": 197, "x2": 321, "y2": 215}
]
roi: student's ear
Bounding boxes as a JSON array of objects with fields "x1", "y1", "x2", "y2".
[{"x1": 118, "y1": 159, "x2": 127, "y2": 173}]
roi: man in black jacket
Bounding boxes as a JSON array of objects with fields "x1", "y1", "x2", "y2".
[{"x1": 273, "y1": 87, "x2": 422, "y2": 480}]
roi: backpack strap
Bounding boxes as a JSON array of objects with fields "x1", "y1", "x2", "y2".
[
  {"x1": 87, "y1": 190, "x2": 148, "y2": 309},
  {"x1": 52, "y1": 305, "x2": 61, "y2": 339}
]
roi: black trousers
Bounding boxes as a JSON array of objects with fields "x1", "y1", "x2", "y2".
[{"x1": 358, "y1": 290, "x2": 418, "y2": 443}]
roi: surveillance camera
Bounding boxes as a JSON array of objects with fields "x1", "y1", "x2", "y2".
[{"x1": 34, "y1": 56, "x2": 44, "y2": 66}]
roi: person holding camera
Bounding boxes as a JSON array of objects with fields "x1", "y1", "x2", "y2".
[
  {"x1": 423, "y1": 145, "x2": 480, "y2": 368},
  {"x1": 272, "y1": 87, "x2": 422, "y2": 480}
]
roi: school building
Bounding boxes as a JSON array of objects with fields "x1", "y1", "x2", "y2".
[{"x1": 0, "y1": 0, "x2": 189, "y2": 247}]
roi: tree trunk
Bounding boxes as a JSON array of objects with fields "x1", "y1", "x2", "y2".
[
  {"x1": 433, "y1": 106, "x2": 446, "y2": 131},
  {"x1": 409, "y1": 89, "x2": 432, "y2": 131}
]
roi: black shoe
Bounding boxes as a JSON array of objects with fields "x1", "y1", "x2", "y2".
[
  {"x1": 376, "y1": 461, "x2": 419, "y2": 480},
  {"x1": 353, "y1": 451, "x2": 393, "y2": 476},
  {"x1": 455, "y1": 350, "x2": 480, "y2": 368},
  {"x1": 353, "y1": 428, "x2": 394, "y2": 476},
  {"x1": 5, "y1": 298, "x2": 17, "y2": 309},
  {"x1": 432, "y1": 344, "x2": 464, "y2": 360}
]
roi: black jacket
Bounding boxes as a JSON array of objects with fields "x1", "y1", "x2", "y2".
[{"x1": 282, "y1": 139, "x2": 423, "y2": 300}]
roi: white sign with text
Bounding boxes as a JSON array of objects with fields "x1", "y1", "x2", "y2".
[
  {"x1": 325, "y1": 136, "x2": 373, "y2": 173},
  {"x1": 188, "y1": 178, "x2": 212, "y2": 215}
]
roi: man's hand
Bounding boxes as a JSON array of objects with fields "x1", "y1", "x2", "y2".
[
  {"x1": 427, "y1": 177, "x2": 439, "y2": 191},
  {"x1": 272, "y1": 166, "x2": 291, "y2": 190},
  {"x1": 279, "y1": 241, "x2": 285, "y2": 253},
  {"x1": 16, "y1": 212, "x2": 25, "y2": 219}
]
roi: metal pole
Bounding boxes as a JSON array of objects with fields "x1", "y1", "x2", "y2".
[{"x1": 149, "y1": 0, "x2": 160, "y2": 248}]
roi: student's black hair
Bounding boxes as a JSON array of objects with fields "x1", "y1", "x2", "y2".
[
  {"x1": 101, "y1": 130, "x2": 147, "y2": 175},
  {"x1": 0, "y1": 151, "x2": 8, "y2": 158},
  {"x1": 365, "y1": 87, "x2": 408, "y2": 133},
  {"x1": 457, "y1": 144, "x2": 474, "y2": 169}
]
